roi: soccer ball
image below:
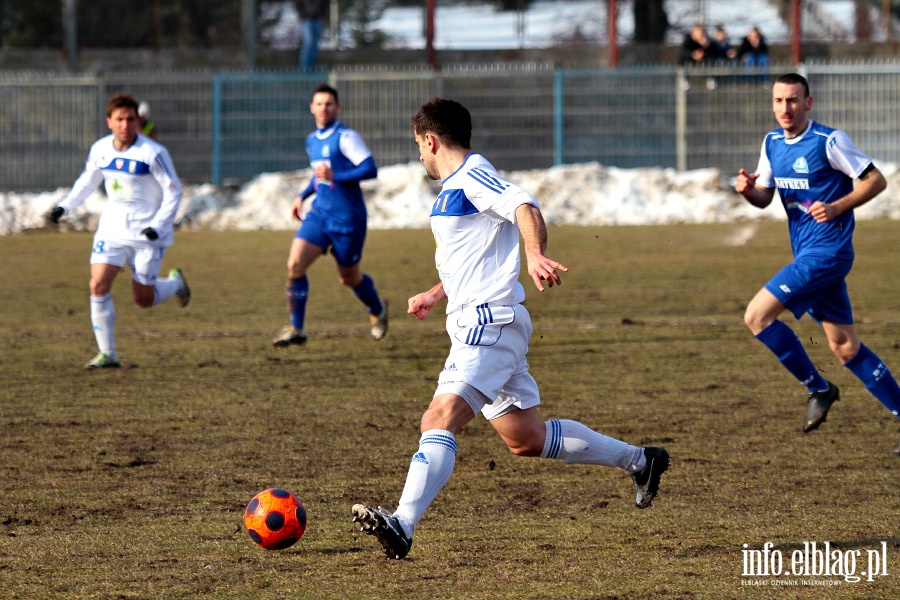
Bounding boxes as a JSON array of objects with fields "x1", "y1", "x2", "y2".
[{"x1": 244, "y1": 488, "x2": 307, "y2": 550}]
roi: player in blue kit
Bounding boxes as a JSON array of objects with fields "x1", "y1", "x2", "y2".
[
  {"x1": 273, "y1": 83, "x2": 388, "y2": 347},
  {"x1": 736, "y1": 73, "x2": 900, "y2": 453},
  {"x1": 49, "y1": 93, "x2": 189, "y2": 369},
  {"x1": 351, "y1": 98, "x2": 670, "y2": 560}
]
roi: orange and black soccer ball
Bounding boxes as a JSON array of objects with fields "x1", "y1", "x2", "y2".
[{"x1": 244, "y1": 488, "x2": 307, "y2": 550}]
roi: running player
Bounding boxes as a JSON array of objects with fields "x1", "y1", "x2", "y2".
[
  {"x1": 736, "y1": 72, "x2": 900, "y2": 453},
  {"x1": 48, "y1": 93, "x2": 189, "y2": 369},
  {"x1": 272, "y1": 83, "x2": 387, "y2": 347},
  {"x1": 351, "y1": 98, "x2": 670, "y2": 560}
]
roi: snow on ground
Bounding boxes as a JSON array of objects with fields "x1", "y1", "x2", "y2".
[{"x1": 4, "y1": 161, "x2": 900, "y2": 241}]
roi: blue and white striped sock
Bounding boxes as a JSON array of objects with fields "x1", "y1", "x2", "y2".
[
  {"x1": 394, "y1": 429, "x2": 457, "y2": 538},
  {"x1": 541, "y1": 419, "x2": 645, "y2": 473}
]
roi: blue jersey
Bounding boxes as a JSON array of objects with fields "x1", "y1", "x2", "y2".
[
  {"x1": 304, "y1": 120, "x2": 375, "y2": 225},
  {"x1": 755, "y1": 120, "x2": 873, "y2": 261}
]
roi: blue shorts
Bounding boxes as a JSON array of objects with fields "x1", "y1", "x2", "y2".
[
  {"x1": 295, "y1": 210, "x2": 367, "y2": 268},
  {"x1": 764, "y1": 255, "x2": 854, "y2": 324}
]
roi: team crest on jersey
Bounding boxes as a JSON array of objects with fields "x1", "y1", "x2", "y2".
[
  {"x1": 792, "y1": 157, "x2": 809, "y2": 174},
  {"x1": 322, "y1": 145, "x2": 330, "y2": 158},
  {"x1": 115, "y1": 159, "x2": 124, "y2": 170}
]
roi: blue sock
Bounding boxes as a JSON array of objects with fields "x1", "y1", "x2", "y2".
[
  {"x1": 353, "y1": 273, "x2": 383, "y2": 316},
  {"x1": 286, "y1": 277, "x2": 308, "y2": 330},
  {"x1": 844, "y1": 344, "x2": 900, "y2": 417},
  {"x1": 755, "y1": 320, "x2": 829, "y2": 392}
]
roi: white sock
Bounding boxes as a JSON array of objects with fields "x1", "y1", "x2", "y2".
[
  {"x1": 394, "y1": 429, "x2": 457, "y2": 538},
  {"x1": 541, "y1": 419, "x2": 645, "y2": 472},
  {"x1": 90, "y1": 293, "x2": 117, "y2": 358},
  {"x1": 153, "y1": 275, "x2": 181, "y2": 306}
]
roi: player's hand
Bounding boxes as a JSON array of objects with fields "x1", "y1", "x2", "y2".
[
  {"x1": 526, "y1": 254, "x2": 568, "y2": 292},
  {"x1": 142, "y1": 227, "x2": 159, "y2": 241},
  {"x1": 48, "y1": 207, "x2": 65, "y2": 224},
  {"x1": 314, "y1": 163, "x2": 333, "y2": 183},
  {"x1": 290, "y1": 196, "x2": 305, "y2": 221},
  {"x1": 735, "y1": 169, "x2": 758, "y2": 196},
  {"x1": 808, "y1": 201, "x2": 837, "y2": 223},
  {"x1": 408, "y1": 292, "x2": 437, "y2": 320}
]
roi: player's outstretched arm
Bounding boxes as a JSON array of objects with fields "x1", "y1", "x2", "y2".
[
  {"x1": 408, "y1": 282, "x2": 446, "y2": 320},
  {"x1": 515, "y1": 203, "x2": 568, "y2": 292}
]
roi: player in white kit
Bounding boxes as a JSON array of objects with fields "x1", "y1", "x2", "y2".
[
  {"x1": 352, "y1": 98, "x2": 670, "y2": 560},
  {"x1": 49, "y1": 93, "x2": 190, "y2": 369}
]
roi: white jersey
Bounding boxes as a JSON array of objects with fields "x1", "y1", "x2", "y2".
[
  {"x1": 431, "y1": 153, "x2": 538, "y2": 312},
  {"x1": 59, "y1": 134, "x2": 183, "y2": 247}
]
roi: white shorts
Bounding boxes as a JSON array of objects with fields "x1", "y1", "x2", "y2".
[
  {"x1": 90, "y1": 238, "x2": 165, "y2": 286},
  {"x1": 434, "y1": 303, "x2": 541, "y2": 421}
]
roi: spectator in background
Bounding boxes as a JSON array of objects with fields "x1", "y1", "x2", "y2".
[
  {"x1": 738, "y1": 26, "x2": 769, "y2": 71},
  {"x1": 138, "y1": 101, "x2": 157, "y2": 140},
  {"x1": 713, "y1": 25, "x2": 737, "y2": 63},
  {"x1": 679, "y1": 24, "x2": 714, "y2": 66},
  {"x1": 297, "y1": 0, "x2": 329, "y2": 70}
]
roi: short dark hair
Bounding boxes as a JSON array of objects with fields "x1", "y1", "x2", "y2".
[
  {"x1": 775, "y1": 73, "x2": 810, "y2": 98},
  {"x1": 411, "y1": 98, "x2": 472, "y2": 150},
  {"x1": 107, "y1": 93, "x2": 138, "y2": 117},
  {"x1": 312, "y1": 83, "x2": 339, "y2": 103}
]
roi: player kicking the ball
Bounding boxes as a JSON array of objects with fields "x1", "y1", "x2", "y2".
[
  {"x1": 49, "y1": 93, "x2": 189, "y2": 369},
  {"x1": 351, "y1": 98, "x2": 670, "y2": 560}
]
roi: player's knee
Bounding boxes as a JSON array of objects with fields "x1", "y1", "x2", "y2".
[
  {"x1": 832, "y1": 340, "x2": 859, "y2": 364},
  {"x1": 743, "y1": 308, "x2": 758, "y2": 331},
  {"x1": 743, "y1": 308, "x2": 769, "y2": 335},
  {"x1": 505, "y1": 437, "x2": 543, "y2": 457},
  {"x1": 286, "y1": 262, "x2": 304, "y2": 279},
  {"x1": 89, "y1": 280, "x2": 110, "y2": 296},
  {"x1": 337, "y1": 273, "x2": 360, "y2": 288}
]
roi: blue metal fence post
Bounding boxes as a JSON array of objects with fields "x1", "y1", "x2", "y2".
[
  {"x1": 553, "y1": 68, "x2": 564, "y2": 166},
  {"x1": 211, "y1": 74, "x2": 222, "y2": 185}
]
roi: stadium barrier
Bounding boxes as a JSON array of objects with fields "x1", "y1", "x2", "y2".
[{"x1": 1, "y1": 60, "x2": 899, "y2": 191}]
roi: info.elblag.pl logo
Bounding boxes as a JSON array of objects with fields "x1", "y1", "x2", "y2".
[{"x1": 741, "y1": 541, "x2": 891, "y2": 586}]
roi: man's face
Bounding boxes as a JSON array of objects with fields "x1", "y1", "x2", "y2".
[
  {"x1": 772, "y1": 82, "x2": 812, "y2": 136},
  {"x1": 414, "y1": 131, "x2": 440, "y2": 181},
  {"x1": 106, "y1": 107, "x2": 138, "y2": 148},
  {"x1": 310, "y1": 92, "x2": 339, "y2": 128}
]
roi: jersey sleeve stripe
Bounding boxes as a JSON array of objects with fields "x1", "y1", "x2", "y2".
[{"x1": 467, "y1": 168, "x2": 509, "y2": 194}]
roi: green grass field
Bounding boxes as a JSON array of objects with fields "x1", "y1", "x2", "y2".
[{"x1": 1, "y1": 223, "x2": 899, "y2": 599}]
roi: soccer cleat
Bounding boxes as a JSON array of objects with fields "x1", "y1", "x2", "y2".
[
  {"x1": 632, "y1": 447, "x2": 670, "y2": 509},
  {"x1": 85, "y1": 352, "x2": 120, "y2": 370},
  {"x1": 170, "y1": 268, "x2": 191, "y2": 308},
  {"x1": 272, "y1": 326, "x2": 307, "y2": 348},
  {"x1": 351, "y1": 503, "x2": 412, "y2": 560},
  {"x1": 803, "y1": 382, "x2": 840, "y2": 433},
  {"x1": 370, "y1": 300, "x2": 389, "y2": 340}
]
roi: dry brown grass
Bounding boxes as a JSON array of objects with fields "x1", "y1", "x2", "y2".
[{"x1": 1, "y1": 223, "x2": 898, "y2": 599}]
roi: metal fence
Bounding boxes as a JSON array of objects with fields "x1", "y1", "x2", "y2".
[{"x1": 3, "y1": 60, "x2": 900, "y2": 192}]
